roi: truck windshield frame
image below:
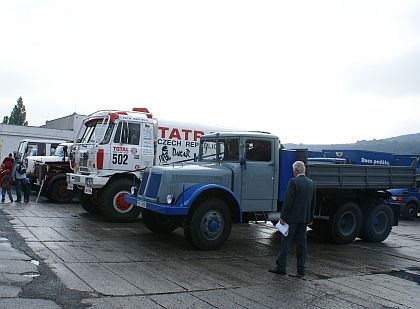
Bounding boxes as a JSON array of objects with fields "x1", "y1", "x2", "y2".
[
  {"x1": 199, "y1": 137, "x2": 240, "y2": 162},
  {"x1": 79, "y1": 116, "x2": 109, "y2": 144}
]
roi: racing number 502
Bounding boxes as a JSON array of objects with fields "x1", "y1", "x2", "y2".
[{"x1": 112, "y1": 154, "x2": 128, "y2": 165}]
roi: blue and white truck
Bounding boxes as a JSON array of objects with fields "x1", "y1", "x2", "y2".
[{"x1": 125, "y1": 132, "x2": 416, "y2": 250}]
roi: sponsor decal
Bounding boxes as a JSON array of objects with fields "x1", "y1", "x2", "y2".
[{"x1": 113, "y1": 146, "x2": 128, "y2": 152}]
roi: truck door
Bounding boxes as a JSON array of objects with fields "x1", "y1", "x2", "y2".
[
  {"x1": 111, "y1": 121, "x2": 142, "y2": 171},
  {"x1": 241, "y1": 138, "x2": 277, "y2": 212}
]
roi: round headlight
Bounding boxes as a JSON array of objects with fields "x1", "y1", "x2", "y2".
[
  {"x1": 167, "y1": 194, "x2": 174, "y2": 204},
  {"x1": 130, "y1": 186, "x2": 138, "y2": 195}
]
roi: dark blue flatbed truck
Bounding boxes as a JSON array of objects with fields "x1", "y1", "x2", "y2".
[{"x1": 125, "y1": 132, "x2": 417, "y2": 250}]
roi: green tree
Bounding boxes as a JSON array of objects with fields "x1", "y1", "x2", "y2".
[{"x1": 4, "y1": 97, "x2": 28, "y2": 126}]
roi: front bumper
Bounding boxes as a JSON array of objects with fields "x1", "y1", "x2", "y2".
[
  {"x1": 124, "y1": 195, "x2": 189, "y2": 216},
  {"x1": 67, "y1": 173, "x2": 108, "y2": 188}
]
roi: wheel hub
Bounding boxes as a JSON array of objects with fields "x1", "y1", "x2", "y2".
[
  {"x1": 201, "y1": 210, "x2": 224, "y2": 240},
  {"x1": 339, "y1": 211, "x2": 356, "y2": 237},
  {"x1": 114, "y1": 192, "x2": 132, "y2": 213},
  {"x1": 208, "y1": 219, "x2": 220, "y2": 233},
  {"x1": 373, "y1": 212, "x2": 388, "y2": 234}
]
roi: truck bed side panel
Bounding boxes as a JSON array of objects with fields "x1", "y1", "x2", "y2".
[{"x1": 307, "y1": 164, "x2": 416, "y2": 189}]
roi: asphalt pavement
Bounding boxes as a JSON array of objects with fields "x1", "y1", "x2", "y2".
[{"x1": 1, "y1": 195, "x2": 420, "y2": 309}]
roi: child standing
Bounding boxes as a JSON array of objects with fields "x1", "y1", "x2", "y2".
[{"x1": 1, "y1": 168, "x2": 13, "y2": 203}]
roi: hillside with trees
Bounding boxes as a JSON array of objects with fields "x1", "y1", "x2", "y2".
[{"x1": 284, "y1": 133, "x2": 420, "y2": 155}]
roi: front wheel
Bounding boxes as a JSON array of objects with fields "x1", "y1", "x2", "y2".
[
  {"x1": 359, "y1": 204, "x2": 394, "y2": 243},
  {"x1": 49, "y1": 178, "x2": 74, "y2": 203},
  {"x1": 184, "y1": 199, "x2": 232, "y2": 250},
  {"x1": 99, "y1": 178, "x2": 140, "y2": 222},
  {"x1": 403, "y1": 202, "x2": 418, "y2": 220},
  {"x1": 142, "y1": 210, "x2": 178, "y2": 234}
]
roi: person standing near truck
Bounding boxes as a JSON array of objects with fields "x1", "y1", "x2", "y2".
[
  {"x1": 2, "y1": 153, "x2": 14, "y2": 169},
  {"x1": 1, "y1": 166, "x2": 13, "y2": 203},
  {"x1": 12, "y1": 154, "x2": 29, "y2": 203},
  {"x1": 269, "y1": 160, "x2": 316, "y2": 276}
]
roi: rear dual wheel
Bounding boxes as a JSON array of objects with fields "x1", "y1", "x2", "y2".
[
  {"x1": 330, "y1": 202, "x2": 362, "y2": 244},
  {"x1": 359, "y1": 204, "x2": 394, "y2": 243}
]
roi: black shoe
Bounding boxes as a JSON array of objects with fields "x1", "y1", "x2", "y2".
[
  {"x1": 297, "y1": 271, "x2": 305, "y2": 277},
  {"x1": 268, "y1": 268, "x2": 286, "y2": 275}
]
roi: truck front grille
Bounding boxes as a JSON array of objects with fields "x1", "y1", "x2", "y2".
[
  {"x1": 139, "y1": 171, "x2": 149, "y2": 195},
  {"x1": 145, "y1": 173, "x2": 162, "y2": 199},
  {"x1": 79, "y1": 158, "x2": 88, "y2": 167}
]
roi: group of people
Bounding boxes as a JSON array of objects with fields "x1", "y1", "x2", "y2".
[{"x1": 0, "y1": 153, "x2": 29, "y2": 203}]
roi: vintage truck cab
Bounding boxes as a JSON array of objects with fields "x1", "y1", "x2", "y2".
[{"x1": 126, "y1": 131, "x2": 281, "y2": 250}]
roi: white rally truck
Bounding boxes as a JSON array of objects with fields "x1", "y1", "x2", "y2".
[{"x1": 67, "y1": 108, "x2": 230, "y2": 222}]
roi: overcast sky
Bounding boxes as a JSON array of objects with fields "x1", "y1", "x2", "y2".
[{"x1": 1, "y1": 1, "x2": 419, "y2": 144}]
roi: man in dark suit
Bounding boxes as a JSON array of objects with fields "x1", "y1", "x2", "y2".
[{"x1": 269, "y1": 160, "x2": 316, "y2": 276}]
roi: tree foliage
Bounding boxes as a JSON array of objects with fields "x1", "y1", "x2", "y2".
[{"x1": 2, "y1": 97, "x2": 28, "y2": 126}]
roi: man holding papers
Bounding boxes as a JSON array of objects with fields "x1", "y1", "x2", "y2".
[{"x1": 269, "y1": 161, "x2": 316, "y2": 276}]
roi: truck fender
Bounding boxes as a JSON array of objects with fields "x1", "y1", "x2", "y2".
[{"x1": 175, "y1": 184, "x2": 242, "y2": 222}]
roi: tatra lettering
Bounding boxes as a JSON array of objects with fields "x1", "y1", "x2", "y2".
[
  {"x1": 158, "y1": 127, "x2": 205, "y2": 141},
  {"x1": 169, "y1": 128, "x2": 181, "y2": 140}
]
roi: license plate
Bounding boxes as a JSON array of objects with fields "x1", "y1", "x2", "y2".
[
  {"x1": 137, "y1": 200, "x2": 147, "y2": 208},
  {"x1": 84, "y1": 178, "x2": 93, "y2": 194}
]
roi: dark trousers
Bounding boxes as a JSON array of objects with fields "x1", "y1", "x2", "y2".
[
  {"x1": 276, "y1": 223, "x2": 308, "y2": 273},
  {"x1": 1, "y1": 188, "x2": 13, "y2": 202},
  {"x1": 15, "y1": 179, "x2": 23, "y2": 202},
  {"x1": 15, "y1": 179, "x2": 30, "y2": 202}
]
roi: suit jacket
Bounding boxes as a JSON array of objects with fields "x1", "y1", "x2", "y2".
[{"x1": 280, "y1": 174, "x2": 316, "y2": 224}]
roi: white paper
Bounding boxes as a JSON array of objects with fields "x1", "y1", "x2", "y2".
[{"x1": 275, "y1": 221, "x2": 289, "y2": 236}]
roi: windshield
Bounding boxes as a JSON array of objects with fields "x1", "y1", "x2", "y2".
[
  {"x1": 54, "y1": 145, "x2": 65, "y2": 157},
  {"x1": 199, "y1": 137, "x2": 239, "y2": 162},
  {"x1": 54, "y1": 145, "x2": 72, "y2": 157},
  {"x1": 79, "y1": 118, "x2": 109, "y2": 144}
]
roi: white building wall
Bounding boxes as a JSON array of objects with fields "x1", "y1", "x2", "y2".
[
  {"x1": 0, "y1": 124, "x2": 74, "y2": 160},
  {"x1": 42, "y1": 113, "x2": 86, "y2": 139}
]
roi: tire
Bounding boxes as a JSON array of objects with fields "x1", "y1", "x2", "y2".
[
  {"x1": 48, "y1": 178, "x2": 74, "y2": 203},
  {"x1": 99, "y1": 178, "x2": 140, "y2": 222},
  {"x1": 142, "y1": 210, "x2": 178, "y2": 234},
  {"x1": 359, "y1": 204, "x2": 394, "y2": 243},
  {"x1": 402, "y1": 202, "x2": 418, "y2": 220},
  {"x1": 330, "y1": 202, "x2": 362, "y2": 244},
  {"x1": 184, "y1": 198, "x2": 232, "y2": 250},
  {"x1": 80, "y1": 191, "x2": 100, "y2": 213}
]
